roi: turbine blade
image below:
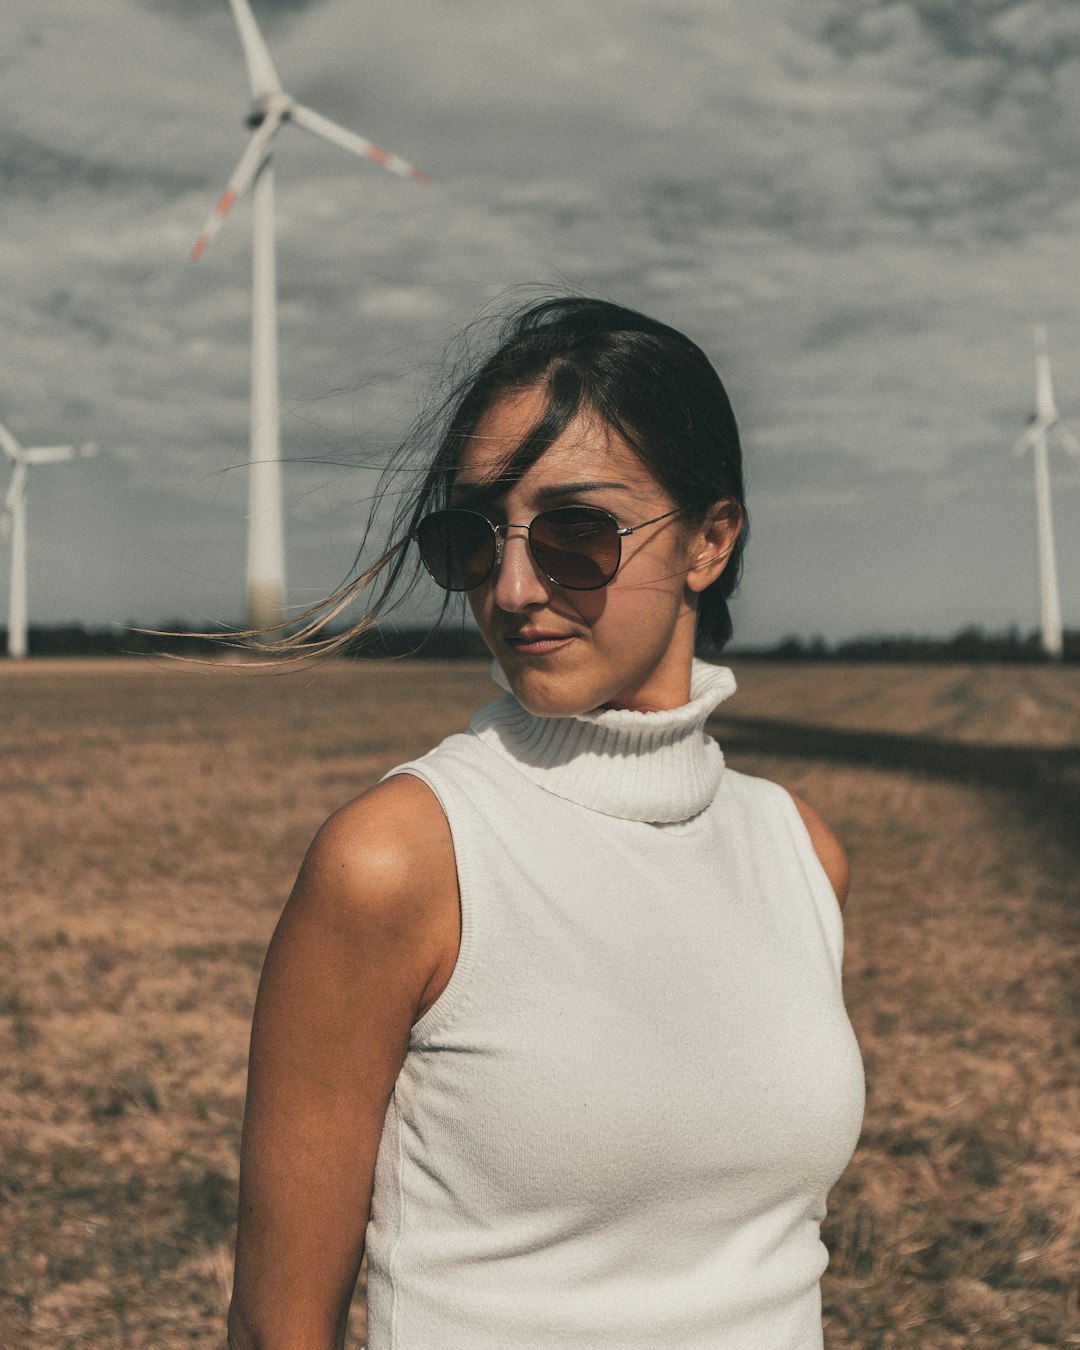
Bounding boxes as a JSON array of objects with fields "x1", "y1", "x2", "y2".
[
  {"x1": 290, "y1": 102, "x2": 427, "y2": 182},
  {"x1": 228, "y1": 0, "x2": 283, "y2": 97},
  {"x1": 24, "y1": 444, "x2": 79, "y2": 465},
  {"x1": 3, "y1": 461, "x2": 26, "y2": 516},
  {"x1": 191, "y1": 114, "x2": 284, "y2": 259},
  {"x1": 0, "y1": 418, "x2": 25, "y2": 462},
  {"x1": 1054, "y1": 422, "x2": 1080, "y2": 459},
  {"x1": 1033, "y1": 324, "x2": 1057, "y2": 422}
]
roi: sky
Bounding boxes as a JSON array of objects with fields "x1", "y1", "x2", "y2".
[{"x1": 2, "y1": 0, "x2": 1080, "y2": 646}]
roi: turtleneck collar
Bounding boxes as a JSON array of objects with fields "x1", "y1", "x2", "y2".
[{"x1": 469, "y1": 659, "x2": 736, "y2": 824}]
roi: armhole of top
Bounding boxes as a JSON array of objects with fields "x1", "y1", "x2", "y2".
[
  {"x1": 769, "y1": 780, "x2": 846, "y2": 979},
  {"x1": 382, "y1": 764, "x2": 478, "y2": 1048}
]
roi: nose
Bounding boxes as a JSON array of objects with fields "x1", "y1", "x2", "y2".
[{"x1": 490, "y1": 524, "x2": 550, "y2": 611}]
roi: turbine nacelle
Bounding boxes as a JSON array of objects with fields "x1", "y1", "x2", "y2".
[{"x1": 245, "y1": 91, "x2": 293, "y2": 130}]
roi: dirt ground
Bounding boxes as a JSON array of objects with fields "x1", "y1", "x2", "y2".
[{"x1": 1, "y1": 657, "x2": 1077, "y2": 1349}]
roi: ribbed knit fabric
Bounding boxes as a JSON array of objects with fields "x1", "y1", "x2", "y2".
[
  {"x1": 366, "y1": 662, "x2": 865, "y2": 1350},
  {"x1": 473, "y1": 659, "x2": 736, "y2": 823}
]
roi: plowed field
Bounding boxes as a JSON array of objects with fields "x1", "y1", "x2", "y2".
[{"x1": 1, "y1": 659, "x2": 1077, "y2": 1348}]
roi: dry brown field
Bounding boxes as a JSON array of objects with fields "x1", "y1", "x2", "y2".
[{"x1": 1, "y1": 657, "x2": 1078, "y2": 1349}]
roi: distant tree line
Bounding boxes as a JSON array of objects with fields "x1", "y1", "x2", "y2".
[
  {"x1": 0, "y1": 623, "x2": 491, "y2": 661},
  {"x1": 729, "y1": 625, "x2": 1080, "y2": 663},
  {"x1": 3, "y1": 622, "x2": 1078, "y2": 662}
]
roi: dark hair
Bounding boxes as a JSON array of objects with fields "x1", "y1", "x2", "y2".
[{"x1": 285, "y1": 296, "x2": 747, "y2": 655}]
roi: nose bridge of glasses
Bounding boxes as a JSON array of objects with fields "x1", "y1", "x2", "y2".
[{"x1": 492, "y1": 520, "x2": 532, "y2": 563}]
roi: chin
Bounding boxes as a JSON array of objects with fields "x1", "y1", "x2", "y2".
[{"x1": 500, "y1": 663, "x2": 605, "y2": 719}]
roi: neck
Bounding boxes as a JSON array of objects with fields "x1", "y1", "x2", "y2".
[{"x1": 601, "y1": 617, "x2": 698, "y2": 713}]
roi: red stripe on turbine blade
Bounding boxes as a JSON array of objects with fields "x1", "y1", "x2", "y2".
[
  {"x1": 216, "y1": 189, "x2": 237, "y2": 217},
  {"x1": 409, "y1": 168, "x2": 428, "y2": 183},
  {"x1": 367, "y1": 147, "x2": 390, "y2": 165},
  {"x1": 191, "y1": 235, "x2": 210, "y2": 261}
]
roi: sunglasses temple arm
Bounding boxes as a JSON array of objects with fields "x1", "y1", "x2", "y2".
[{"x1": 619, "y1": 507, "x2": 685, "y2": 536}]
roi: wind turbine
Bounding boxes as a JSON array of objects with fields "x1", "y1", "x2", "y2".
[
  {"x1": 0, "y1": 420, "x2": 97, "y2": 660},
  {"x1": 190, "y1": 0, "x2": 426, "y2": 631},
  {"x1": 1013, "y1": 325, "x2": 1080, "y2": 659}
]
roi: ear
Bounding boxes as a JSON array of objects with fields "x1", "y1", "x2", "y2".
[{"x1": 685, "y1": 500, "x2": 743, "y2": 595}]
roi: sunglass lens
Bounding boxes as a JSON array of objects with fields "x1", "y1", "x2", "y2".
[
  {"x1": 415, "y1": 510, "x2": 494, "y2": 590},
  {"x1": 529, "y1": 506, "x2": 620, "y2": 589}
]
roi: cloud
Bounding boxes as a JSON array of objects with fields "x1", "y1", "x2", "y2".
[
  {"x1": 0, "y1": 129, "x2": 207, "y2": 201},
  {"x1": 2, "y1": 0, "x2": 1080, "y2": 641},
  {"x1": 800, "y1": 0, "x2": 1080, "y2": 237}
]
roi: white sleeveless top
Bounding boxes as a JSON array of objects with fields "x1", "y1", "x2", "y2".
[{"x1": 366, "y1": 661, "x2": 864, "y2": 1350}]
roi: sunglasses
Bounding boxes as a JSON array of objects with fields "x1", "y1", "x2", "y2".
[{"x1": 412, "y1": 504, "x2": 684, "y2": 592}]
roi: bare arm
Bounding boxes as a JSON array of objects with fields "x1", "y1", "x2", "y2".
[
  {"x1": 228, "y1": 775, "x2": 459, "y2": 1350},
  {"x1": 789, "y1": 791, "x2": 850, "y2": 912}
]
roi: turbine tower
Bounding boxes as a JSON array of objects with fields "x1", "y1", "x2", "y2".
[
  {"x1": 1013, "y1": 325, "x2": 1080, "y2": 659},
  {"x1": 191, "y1": 0, "x2": 426, "y2": 631},
  {"x1": 0, "y1": 420, "x2": 97, "y2": 660}
]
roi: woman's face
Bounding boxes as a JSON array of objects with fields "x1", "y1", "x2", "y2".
[{"x1": 453, "y1": 385, "x2": 739, "y2": 717}]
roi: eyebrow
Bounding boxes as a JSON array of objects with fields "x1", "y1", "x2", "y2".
[{"x1": 450, "y1": 479, "x2": 634, "y2": 509}]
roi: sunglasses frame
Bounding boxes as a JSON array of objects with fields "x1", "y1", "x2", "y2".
[{"x1": 412, "y1": 504, "x2": 685, "y2": 592}]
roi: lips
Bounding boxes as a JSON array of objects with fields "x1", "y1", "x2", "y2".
[{"x1": 503, "y1": 629, "x2": 577, "y2": 653}]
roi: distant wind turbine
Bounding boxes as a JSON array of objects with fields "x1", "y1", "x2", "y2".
[
  {"x1": 190, "y1": 0, "x2": 426, "y2": 631},
  {"x1": 1013, "y1": 325, "x2": 1080, "y2": 659},
  {"x1": 0, "y1": 420, "x2": 97, "y2": 660}
]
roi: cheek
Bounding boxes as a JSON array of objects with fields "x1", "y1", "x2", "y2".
[
  {"x1": 562, "y1": 589, "x2": 607, "y2": 625},
  {"x1": 582, "y1": 580, "x2": 684, "y2": 665},
  {"x1": 607, "y1": 539, "x2": 692, "y2": 613},
  {"x1": 465, "y1": 587, "x2": 491, "y2": 631}
]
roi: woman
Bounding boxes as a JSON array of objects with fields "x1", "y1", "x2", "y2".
[{"x1": 227, "y1": 298, "x2": 865, "y2": 1350}]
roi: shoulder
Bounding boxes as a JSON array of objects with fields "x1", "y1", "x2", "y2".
[
  {"x1": 307, "y1": 773, "x2": 454, "y2": 899},
  {"x1": 716, "y1": 770, "x2": 849, "y2": 911},
  {"x1": 284, "y1": 774, "x2": 459, "y2": 1016},
  {"x1": 786, "y1": 791, "x2": 849, "y2": 911}
]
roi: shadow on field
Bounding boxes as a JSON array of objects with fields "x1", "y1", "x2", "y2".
[{"x1": 711, "y1": 714, "x2": 1080, "y2": 876}]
